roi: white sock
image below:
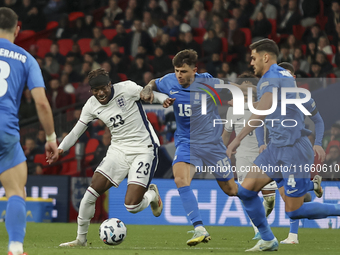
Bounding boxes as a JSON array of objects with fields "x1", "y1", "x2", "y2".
[
  {"x1": 144, "y1": 189, "x2": 156, "y2": 204},
  {"x1": 195, "y1": 226, "x2": 206, "y2": 231},
  {"x1": 125, "y1": 190, "x2": 156, "y2": 213},
  {"x1": 288, "y1": 233, "x2": 298, "y2": 240},
  {"x1": 263, "y1": 194, "x2": 276, "y2": 217},
  {"x1": 314, "y1": 183, "x2": 318, "y2": 190},
  {"x1": 8, "y1": 241, "x2": 23, "y2": 255},
  {"x1": 77, "y1": 187, "x2": 99, "y2": 243}
]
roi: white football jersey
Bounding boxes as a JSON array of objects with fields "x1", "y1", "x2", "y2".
[
  {"x1": 225, "y1": 107, "x2": 259, "y2": 156},
  {"x1": 80, "y1": 80, "x2": 160, "y2": 153}
]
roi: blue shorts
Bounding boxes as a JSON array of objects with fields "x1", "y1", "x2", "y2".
[
  {"x1": 0, "y1": 132, "x2": 26, "y2": 174},
  {"x1": 254, "y1": 136, "x2": 313, "y2": 197},
  {"x1": 173, "y1": 140, "x2": 233, "y2": 181}
]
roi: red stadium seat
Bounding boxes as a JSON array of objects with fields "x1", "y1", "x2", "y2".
[
  {"x1": 316, "y1": 15, "x2": 328, "y2": 30},
  {"x1": 102, "y1": 46, "x2": 112, "y2": 57},
  {"x1": 326, "y1": 140, "x2": 340, "y2": 154},
  {"x1": 15, "y1": 30, "x2": 35, "y2": 42},
  {"x1": 221, "y1": 37, "x2": 228, "y2": 53},
  {"x1": 59, "y1": 146, "x2": 78, "y2": 176},
  {"x1": 301, "y1": 44, "x2": 307, "y2": 55},
  {"x1": 193, "y1": 28, "x2": 206, "y2": 37},
  {"x1": 331, "y1": 45, "x2": 336, "y2": 54},
  {"x1": 57, "y1": 39, "x2": 74, "y2": 56},
  {"x1": 268, "y1": 19, "x2": 277, "y2": 36},
  {"x1": 14, "y1": 30, "x2": 36, "y2": 51},
  {"x1": 96, "y1": 21, "x2": 103, "y2": 28},
  {"x1": 193, "y1": 36, "x2": 203, "y2": 45},
  {"x1": 326, "y1": 54, "x2": 334, "y2": 63},
  {"x1": 85, "y1": 138, "x2": 100, "y2": 165},
  {"x1": 68, "y1": 12, "x2": 85, "y2": 22},
  {"x1": 299, "y1": 83, "x2": 310, "y2": 90},
  {"x1": 268, "y1": 19, "x2": 280, "y2": 43},
  {"x1": 240, "y1": 28, "x2": 252, "y2": 47},
  {"x1": 36, "y1": 38, "x2": 53, "y2": 58},
  {"x1": 46, "y1": 21, "x2": 58, "y2": 30},
  {"x1": 326, "y1": 73, "x2": 336, "y2": 84},
  {"x1": 72, "y1": 82, "x2": 79, "y2": 89},
  {"x1": 34, "y1": 154, "x2": 48, "y2": 166},
  {"x1": 118, "y1": 73, "x2": 127, "y2": 81},
  {"x1": 293, "y1": 25, "x2": 305, "y2": 41},
  {"x1": 102, "y1": 29, "x2": 117, "y2": 40},
  {"x1": 77, "y1": 38, "x2": 92, "y2": 54},
  {"x1": 225, "y1": 54, "x2": 238, "y2": 62},
  {"x1": 204, "y1": 1, "x2": 213, "y2": 11},
  {"x1": 319, "y1": 0, "x2": 324, "y2": 17}
]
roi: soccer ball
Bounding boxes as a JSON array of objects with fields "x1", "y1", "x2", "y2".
[{"x1": 99, "y1": 218, "x2": 127, "y2": 245}]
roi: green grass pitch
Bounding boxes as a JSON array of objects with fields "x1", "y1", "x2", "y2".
[{"x1": 0, "y1": 223, "x2": 338, "y2": 254}]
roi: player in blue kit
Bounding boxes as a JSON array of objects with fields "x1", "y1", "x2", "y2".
[
  {"x1": 141, "y1": 49, "x2": 238, "y2": 246},
  {"x1": 227, "y1": 39, "x2": 340, "y2": 251},
  {"x1": 0, "y1": 7, "x2": 59, "y2": 255},
  {"x1": 276, "y1": 62, "x2": 326, "y2": 244}
]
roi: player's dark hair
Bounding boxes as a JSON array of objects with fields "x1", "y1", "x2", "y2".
[
  {"x1": 278, "y1": 62, "x2": 295, "y2": 74},
  {"x1": 88, "y1": 68, "x2": 111, "y2": 89},
  {"x1": 88, "y1": 68, "x2": 109, "y2": 80},
  {"x1": 249, "y1": 39, "x2": 279, "y2": 58},
  {"x1": 236, "y1": 72, "x2": 259, "y2": 85},
  {"x1": 172, "y1": 49, "x2": 198, "y2": 68},
  {"x1": 237, "y1": 72, "x2": 259, "y2": 80},
  {"x1": 0, "y1": 7, "x2": 18, "y2": 32},
  {"x1": 235, "y1": 72, "x2": 258, "y2": 101}
]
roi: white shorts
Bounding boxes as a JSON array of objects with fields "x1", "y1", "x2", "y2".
[
  {"x1": 95, "y1": 145, "x2": 158, "y2": 188},
  {"x1": 236, "y1": 155, "x2": 277, "y2": 190}
]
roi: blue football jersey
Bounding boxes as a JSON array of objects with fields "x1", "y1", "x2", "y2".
[
  {"x1": 257, "y1": 64, "x2": 305, "y2": 147},
  {"x1": 0, "y1": 38, "x2": 45, "y2": 135},
  {"x1": 156, "y1": 72, "x2": 223, "y2": 146}
]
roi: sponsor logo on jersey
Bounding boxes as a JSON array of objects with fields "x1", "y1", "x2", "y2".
[{"x1": 170, "y1": 90, "x2": 179, "y2": 95}]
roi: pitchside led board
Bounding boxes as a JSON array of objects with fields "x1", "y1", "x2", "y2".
[
  {"x1": 0, "y1": 175, "x2": 70, "y2": 222},
  {"x1": 109, "y1": 179, "x2": 340, "y2": 229}
]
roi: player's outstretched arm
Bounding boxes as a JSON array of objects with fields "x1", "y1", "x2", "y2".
[
  {"x1": 222, "y1": 130, "x2": 232, "y2": 146},
  {"x1": 31, "y1": 87, "x2": 59, "y2": 164},
  {"x1": 309, "y1": 112, "x2": 326, "y2": 162},
  {"x1": 140, "y1": 79, "x2": 159, "y2": 103},
  {"x1": 151, "y1": 91, "x2": 175, "y2": 108},
  {"x1": 58, "y1": 121, "x2": 88, "y2": 157},
  {"x1": 255, "y1": 125, "x2": 267, "y2": 153}
]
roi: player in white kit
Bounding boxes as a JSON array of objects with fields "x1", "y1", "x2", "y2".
[
  {"x1": 222, "y1": 73, "x2": 277, "y2": 239},
  {"x1": 51, "y1": 68, "x2": 174, "y2": 247}
]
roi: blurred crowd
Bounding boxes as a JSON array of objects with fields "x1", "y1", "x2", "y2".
[{"x1": 2, "y1": 0, "x2": 340, "y2": 178}]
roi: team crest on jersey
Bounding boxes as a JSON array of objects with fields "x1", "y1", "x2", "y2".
[
  {"x1": 193, "y1": 92, "x2": 200, "y2": 104},
  {"x1": 116, "y1": 96, "x2": 126, "y2": 111}
]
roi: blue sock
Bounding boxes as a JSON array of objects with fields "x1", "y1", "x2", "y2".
[
  {"x1": 237, "y1": 184, "x2": 274, "y2": 241},
  {"x1": 5, "y1": 196, "x2": 26, "y2": 243},
  {"x1": 289, "y1": 219, "x2": 299, "y2": 234},
  {"x1": 308, "y1": 181, "x2": 314, "y2": 191},
  {"x1": 178, "y1": 186, "x2": 203, "y2": 228},
  {"x1": 287, "y1": 202, "x2": 340, "y2": 219}
]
